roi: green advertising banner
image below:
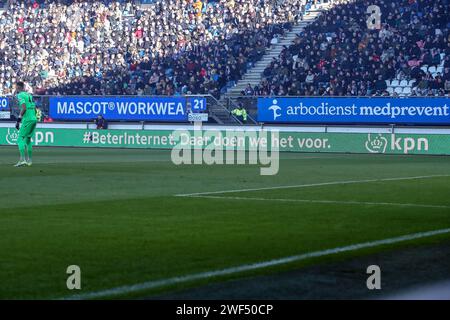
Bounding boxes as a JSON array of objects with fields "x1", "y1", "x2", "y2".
[{"x1": 1, "y1": 127, "x2": 450, "y2": 155}]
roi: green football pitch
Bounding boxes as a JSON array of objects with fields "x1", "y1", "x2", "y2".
[{"x1": 1, "y1": 146, "x2": 450, "y2": 299}]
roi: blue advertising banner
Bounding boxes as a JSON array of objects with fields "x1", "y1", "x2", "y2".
[
  {"x1": 49, "y1": 96, "x2": 188, "y2": 121},
  {"x1": 257, "y1": 97, "x2": 450, "y2": 124},
  {"x1": 0, "y1": 97, "x2": 9, "y2": 110}
]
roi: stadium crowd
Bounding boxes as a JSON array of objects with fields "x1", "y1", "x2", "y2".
[
  {"x1": 244, "y1": 0, "x2": 450, "y2": 97},
  {"x1": 0, "y1": 0, "x2": 308, "y2": 97},
  {"x1": 1, "y1": 0, "x2": 448, "y2": 99}
]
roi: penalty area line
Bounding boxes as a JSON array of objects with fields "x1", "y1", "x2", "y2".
[
  {"x1": 175, "y1": 174, "x2": 450, "y2": 197},
  {"x1": 186, "y1": 195, "x2": 450, "y2": 209},
  {"x1": 63, "y1": 228, "x2": 450, "y2": 300}
]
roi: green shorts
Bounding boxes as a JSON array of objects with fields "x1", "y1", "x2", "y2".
[{"x1": 19, "y1": 120, "x2": 37, "y2": 140}]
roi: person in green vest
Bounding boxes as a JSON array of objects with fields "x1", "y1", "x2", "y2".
[
  {"x1": 36, "y1": 108, "x2": 42, "y2": 122},
  {"x1": 14, "y1": 81, "x2": 37, "y2": 167},
  {"x1": 231, "y1": 103, "x2": 248, "y2": 123}
]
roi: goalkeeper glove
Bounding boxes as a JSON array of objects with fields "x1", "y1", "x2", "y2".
[{"x1": 15, "y1": 118, "x2": 21, "y2": 130}]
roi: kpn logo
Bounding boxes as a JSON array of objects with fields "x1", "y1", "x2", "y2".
[
  {"x1": 5, "y1": 128, "x2": 54, "y2": 145},
  {"x1": 365, "y1": 133, "x2": 429, "y2": 154},
  {"x1": 6, "y1": 128, "x2": 19, "y2": 145}
]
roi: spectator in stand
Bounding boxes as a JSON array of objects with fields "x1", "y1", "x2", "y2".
[
  {"x1": 374, "y1": 75, "x2": 388, "y2": 93},
  {"x1": 247, "y1": 0, "x2": 449, "y2": 97},
  {"x1": 0, "y1": 0, "x2": 308, "y2": 98},
  {"x1": 95, "y1": 115, "x2": 108, "y2": 129},
  {"x1": 243, "y1": 83, "x2": 255, "y2": 96}
]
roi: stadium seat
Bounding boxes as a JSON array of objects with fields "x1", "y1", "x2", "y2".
[
  {"x1": 428, "y1": 66, "x2": 437, "y2": 73},
  {"x1": 402, "y1": 87, "x2": 412, "y2": 95},
  {"x1": 390, "y1": 80, "x2": 399, "y2": 87},
  {"x1": 408, "y1": 80, "x2": 416, "y2": 87},
  {"x1": 420, "y1": 66, "x2": 428, "y2": 73},
  {"x1": 399, "y1": 80, "x2": 408, "y2": 87},
  {"x1": 436, "y1": 66, "x2": 443, "y2": 74},
  {"x1": 394, "y1": 87, "x2": 403, "y2": 94},
  {"x1": 387, "y1": 87, "x2": 394, "y2": 94},
  {"x1": 385, "y1": 80, "x2": 391, "y2": 87}
]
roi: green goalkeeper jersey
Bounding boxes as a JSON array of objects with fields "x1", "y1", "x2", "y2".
[{"x1": 17, "y1": 91, "x2": 37, "y2": 122}]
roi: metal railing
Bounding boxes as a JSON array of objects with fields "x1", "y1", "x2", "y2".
[{"x1": 224, "y1": 97, "x2": 258, "y2": 125}]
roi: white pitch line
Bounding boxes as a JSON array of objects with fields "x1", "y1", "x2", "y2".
[
  {"x1": 175, "y1": 174, "x2": 450, "y2": 197},
  {"x1": 64, "y1": 228, "x2": 450, "y2": 300},
  {"x1": 187, "y1": 195, "x2": 450, "y2": 209}
]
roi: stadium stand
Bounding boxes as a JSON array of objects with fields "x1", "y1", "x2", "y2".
[
  {"x1": 0, "y1": 0, "x2": 447, "y2": 106},
  {"x1": 239, "y1": 0, "x2": 449, "y2": 97},
  {"x1": 0, "y1": 0, "x2": 310, "y2": 98}
]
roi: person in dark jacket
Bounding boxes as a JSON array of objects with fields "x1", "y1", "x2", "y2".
[{"x1": 95, "y1": 115, "x2": 108, "y2": 129}]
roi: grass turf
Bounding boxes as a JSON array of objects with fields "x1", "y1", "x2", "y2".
[{"x1": 0, "y1": 146, "x2": 449, "y2": 299}]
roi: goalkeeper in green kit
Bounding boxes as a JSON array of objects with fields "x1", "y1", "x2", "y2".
[{"x1": 14, "y1": 82, "x2": 37, "y2": 167}]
